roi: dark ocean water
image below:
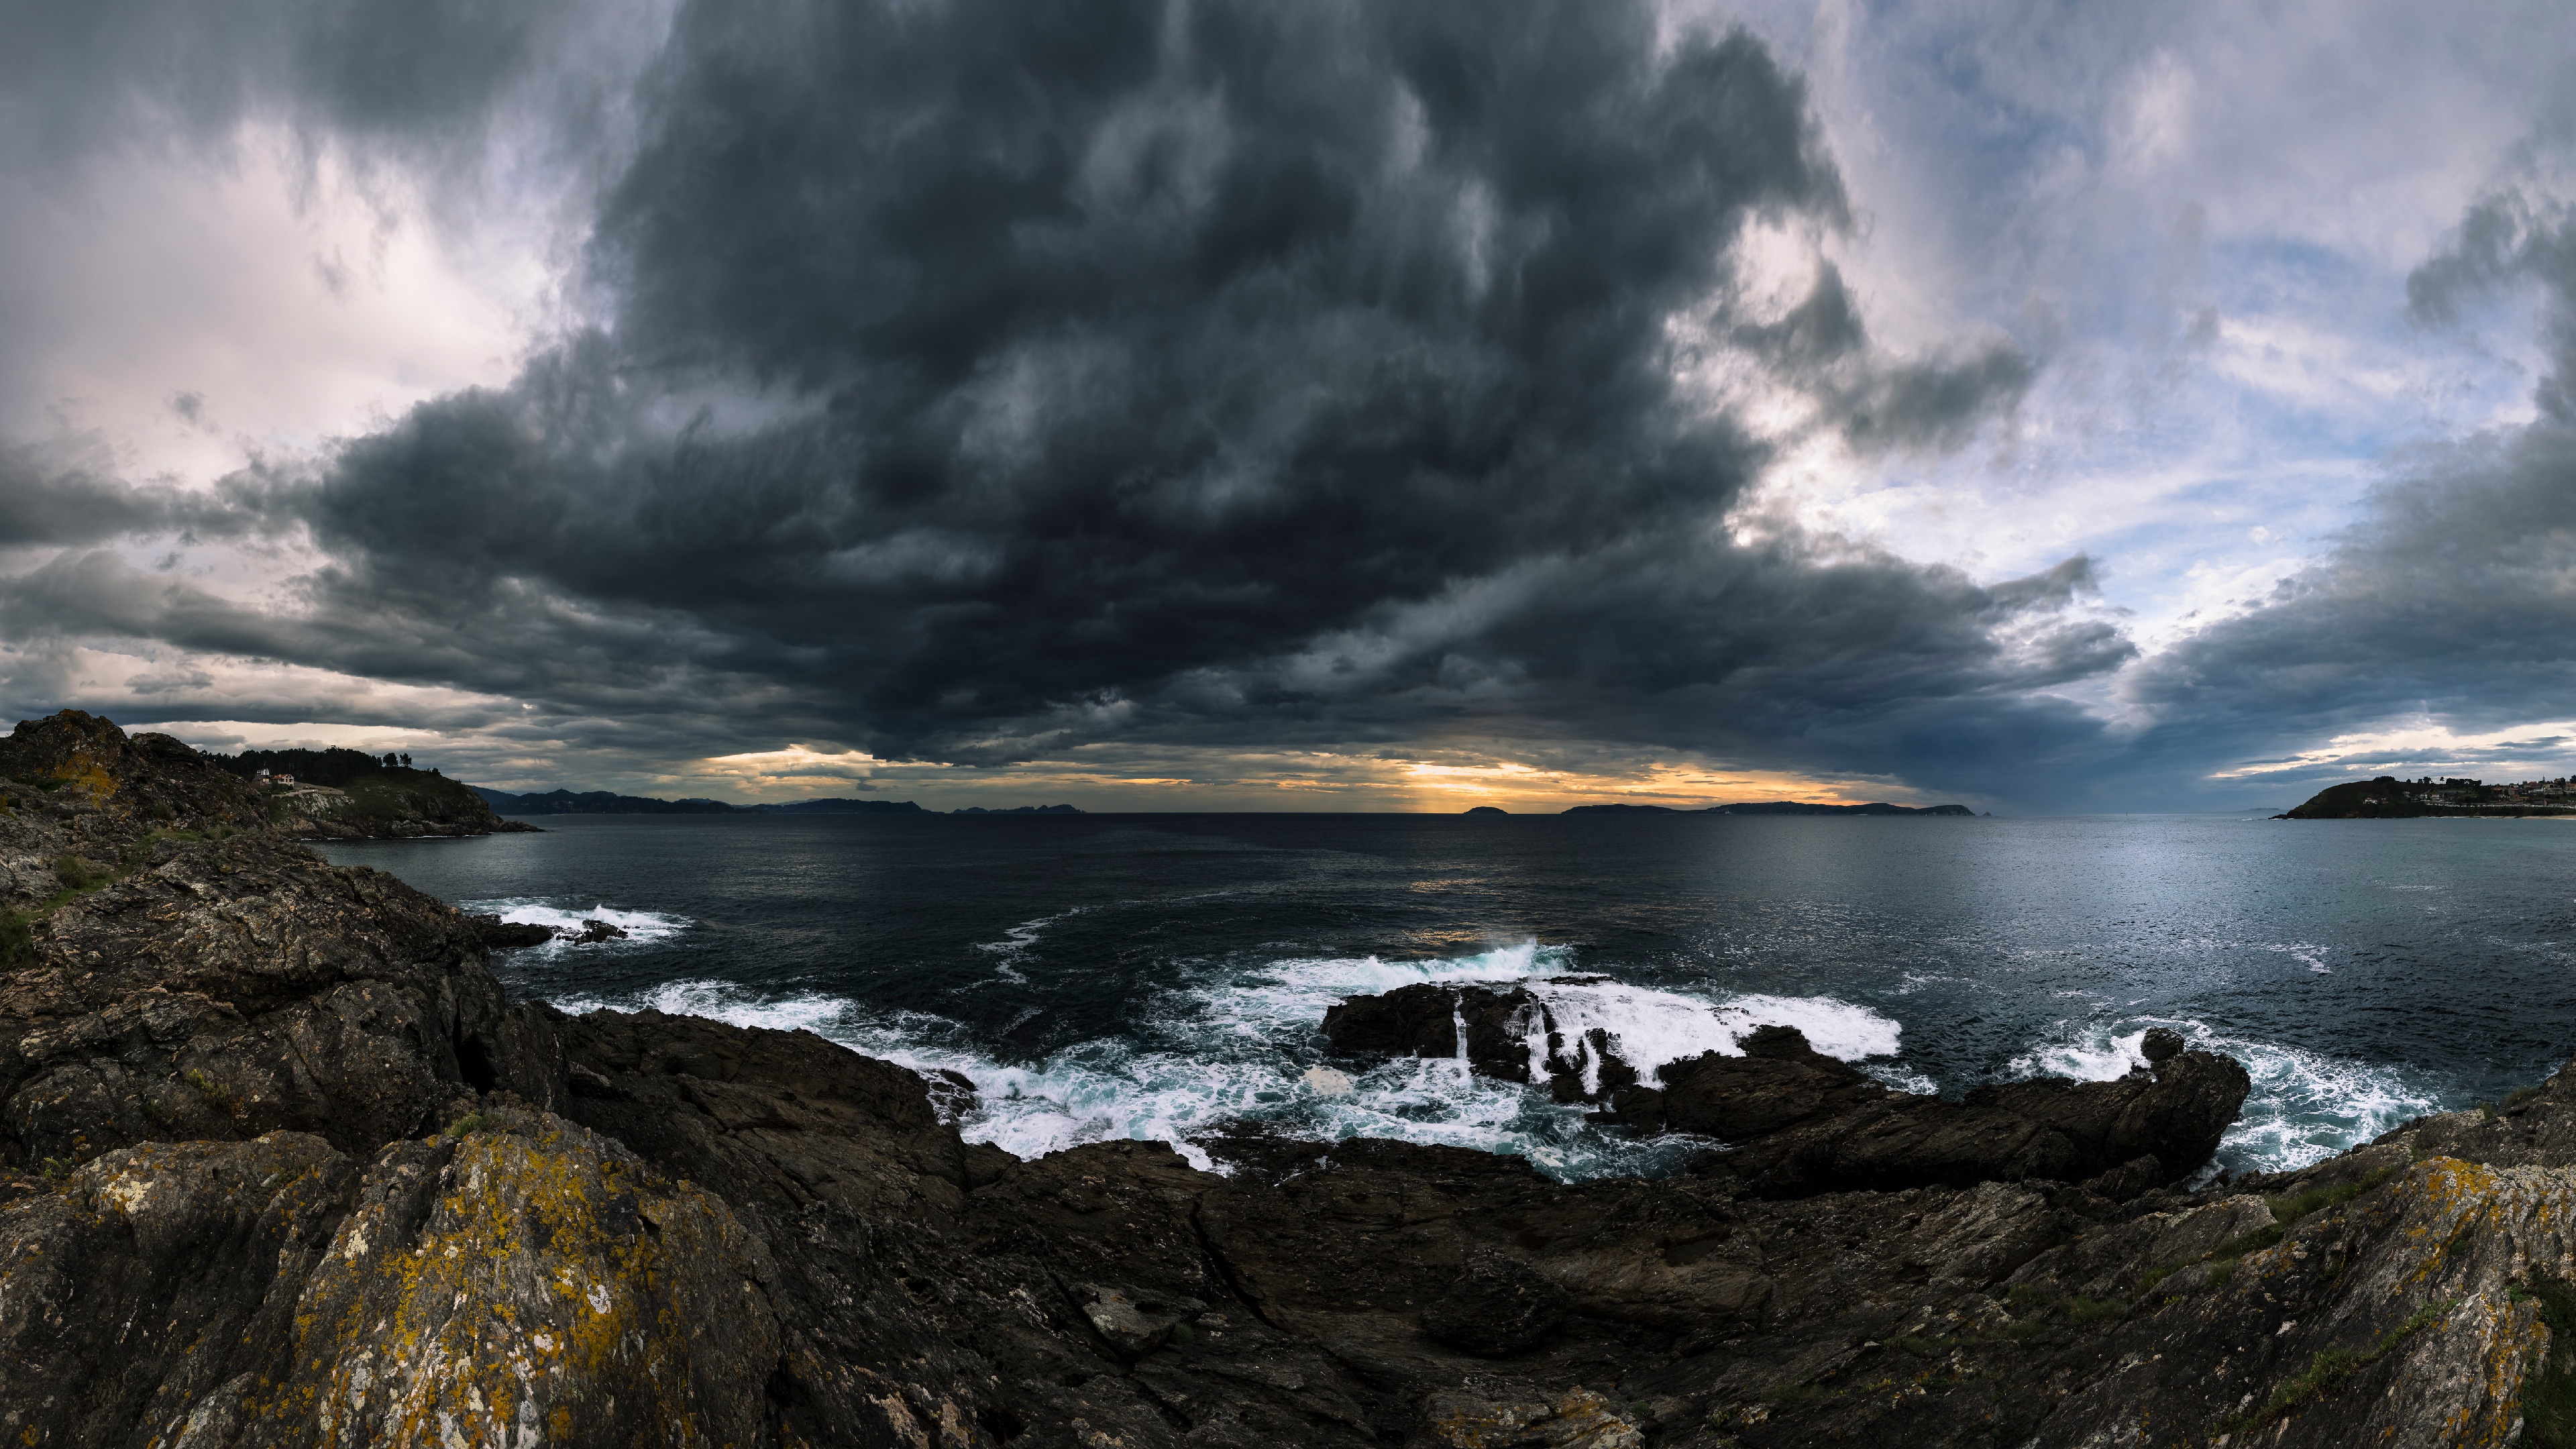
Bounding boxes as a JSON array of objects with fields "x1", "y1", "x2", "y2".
[{"x1": 319, "y1": 812, "x2": 2576, "y2": 1181}]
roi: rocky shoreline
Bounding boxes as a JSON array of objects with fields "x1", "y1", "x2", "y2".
[{"x1": 4, "y1": 710, "x2": 2571, "y2": 1447}]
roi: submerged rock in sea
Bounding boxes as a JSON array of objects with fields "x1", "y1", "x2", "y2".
[{"x1": 6, "y1": 706, "x2": 2576, "y2": 1448}]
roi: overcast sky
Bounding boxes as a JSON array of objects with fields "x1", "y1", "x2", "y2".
[{"x1": 4, "y1": 0, "x2": 2573, "y2": 812}]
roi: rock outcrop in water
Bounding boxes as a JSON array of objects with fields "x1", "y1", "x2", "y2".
[
  {"x1": 5, "y1": 709, "x2": 2576, "y2": 1447},
  {"x1": 1322, "y1": 982, "x2": 2249, "y2": 1197}
]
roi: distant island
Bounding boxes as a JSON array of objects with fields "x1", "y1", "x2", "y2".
[
  {"x1": 1463, "y1": 805, "x2": 1507, "y2": 815},
  {"x1": 470, "y1": 787, "x2": 1085, "y2": 817},
  {"x1": 1563, "y1": 800, "x2": 1978, "y2": 816},
  {"x1": 2279, "y1": 775, "x2": 2576, "y2": 819},
  {"x1": 953, "y1": 804, "x2": 1084, "y2": 814},
  {"x1": 472, "y1": 787, "x2": 926, "y2": 816}
]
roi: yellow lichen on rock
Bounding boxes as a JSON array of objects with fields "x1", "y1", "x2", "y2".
[
  {"x1": 1419, "y1": 1388, "x2": 1643, "y2": 1448},
  {"x1": 255, "y1": 1111, "x2": 777, "y2": 1448}
]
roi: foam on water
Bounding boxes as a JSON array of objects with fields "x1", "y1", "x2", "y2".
[
  {"x1": 546, "y1": 941, "x2": 1903, "y2": 1179},
  {"x1": 2012, "y1": 1018, "x2": 2444, "y2": 1175},
  {"x1": 541, "y1": 936, "x2": 2425, "y2": 1181},
  {"x1": 464, "y1": 898, "x2": 692, "y2": 955}
]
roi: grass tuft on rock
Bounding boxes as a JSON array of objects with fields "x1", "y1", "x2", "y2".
[
  {"x1": 2222, "y1": 1299, "x2": 2455, "y2": 1435},
  {"x1": 2267, "y1": 1166, "x2": 2396, "y2": 1227},
  {"x1": 2513, "y1": 1278, "x2": 2576, "y2": 1446}
]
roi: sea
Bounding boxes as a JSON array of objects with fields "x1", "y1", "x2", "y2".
[{"x1": 317, "y1": 812, "x2": 2576, "y2": 1183}]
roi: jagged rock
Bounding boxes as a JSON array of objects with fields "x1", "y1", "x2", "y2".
[
  {"x1": 566, "y1": 918, "x2": 628, "y2": 943},
  {"x1": 1320, "y1": 977, "x2": 1635, "y2": 1092},
  {"x1": 1081, "y1": 1284, "x2": 1207, "y2": 1358},
  {"x1": 1662, "y1": 1026, "x2": 2251, "y2": 1197},
  {"x1": 1658, "y1": 1021, "x2": 1890, "y2": 1136},
  {"x1": 1421, "y1": 1388, "x2": 1644, "y2": 1448},
  {"x1": 266, "y1": 1108, "x2": 776, "y2": 1446},
  {"x1": 1326, "y1": 983, "x2": 2252, "y2": 1195},
  {"x1": 1421, "y1": 1246, "x2": 1571, "y2": 1356},
  {"x1": 2141, "y1": 1025, "x2": 2186, "y2": 1062},
  {"x1": 0, "y1": 714, "x2": 564, "y2": 1173}
]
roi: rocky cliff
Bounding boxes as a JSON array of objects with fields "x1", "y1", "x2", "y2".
[
  {"x1": 271, "y1": 769, "x2": 539, "y2": 840},
  {"x1": 5, "y1": 710, "x2": 2574, "y2": 1448}
]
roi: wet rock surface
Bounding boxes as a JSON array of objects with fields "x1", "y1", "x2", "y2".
[
  {"x1": 2, "y1": 710, "x2": 2573, "y2": 1448},
  {"x1": 1327, "y1": 984, "x2": 2251, "y2": 1198}
]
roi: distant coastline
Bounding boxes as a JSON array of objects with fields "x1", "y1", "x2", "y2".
[
  {"x1": 2278, "y1": 775, "x2": 2576, "y2": 819},
  {"x1": 1564, "y1": 800, "x2": 1980, "y2": 816},
  {"x1": 468, "y1": 786, "x2": 1084, "y2": 817}
]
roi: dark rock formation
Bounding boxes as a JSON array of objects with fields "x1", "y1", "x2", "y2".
[
  {"x1": 1322, "y1": 977, "x2": 1646, "y2": 1100},
  {"x1": 1676, "y1": 1026, "x2": 2249, "y2": 1197},
  {"x1": 1326, "y1": 985, "x2": 2251, "y2": 1197},
  {"x1": 1421, "y1": 1246, "x2": 1571, "y2": 1356},
  {"x1": 3, "y1": 710, "x2": 2571, "y2": 1448},
  {"x1": 461, "y1": 914, "x2": 630, "y2": 948},
  {"x1": 463, "y1": 913, "x2": 558, "y2": 949}
]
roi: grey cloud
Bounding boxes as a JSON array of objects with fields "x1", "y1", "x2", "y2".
[
  {"x1": 11, "y1": 0, "x2": 2082, "y2": 798},
  {"x1": 0, "y1": 442, "x2": 166, "y2": 547},
  {"x1": 2105, "y1": 190, "x2": 2576, "y2": 804},
  {"x1": 0, "y1": 0, "x2": 648, "y2": 170},
  {"x1": 1731, "y1": 264, "x2": 2035, "y2": 451},
  {"x1": 0, "y1": 439, "x2": 284, "y2": 551}
]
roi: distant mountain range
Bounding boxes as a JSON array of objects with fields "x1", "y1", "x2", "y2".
[
  {"x1": 1564, "y1": 800, "x2": 1979, "y2": 816},
  {"x1": 469, "y1": 786, "x2": 1084, "y2": 816}
]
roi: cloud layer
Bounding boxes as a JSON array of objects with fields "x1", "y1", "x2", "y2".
[
  {"x1": 0, "y1": 0, "x2": 2118, "y2": 801},
  {"x1": 6, "y1": 0, "x2": 2570, "y2": 810}
]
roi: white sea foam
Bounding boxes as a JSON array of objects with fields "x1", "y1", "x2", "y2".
[
  {"x1": 970, "y1": 908, "x2": 1089, "y2": 985},
  {"x1": 464, "y1": 898, "x2": 692, "y2": 955},
  {"x1": 2012, "y1": 1018, "x2": 2442, "y2": 1174},
  {"x1": 543, "y1": 935, "x2": 2413, "y2": 1181},
  {"x1": 546, "y1": 943, "x2": 1900, "y2": 1180}
]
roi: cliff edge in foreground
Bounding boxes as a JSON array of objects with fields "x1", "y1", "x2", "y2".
[{"x1": 5, "y1": 710, "x2": 2575, "y2": 1447}]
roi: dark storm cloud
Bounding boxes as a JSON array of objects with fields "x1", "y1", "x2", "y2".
[
  {"x1": 0, "y1": 442, "x2": 166, "y2": 547},
  {"x1": 14, "y1": 0, "x2": 2077, "y2": 790},
  {"x1": 0, "y1": 439, "x2": 262, "y2": 549},
  {"x1": 2108, "y1": 189, "x2": 2576, "y2": 802}
]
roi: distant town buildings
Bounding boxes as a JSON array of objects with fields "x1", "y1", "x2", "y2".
[{"x1": 2358, "y1": 775, "x2": 2574, "y2": 808}]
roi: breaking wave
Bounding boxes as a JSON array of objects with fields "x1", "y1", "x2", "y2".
[
  {"x1": 461, "y1": 898, "x2": 693, "y2": 955},
  {"x1": 547, "y1": 941, "x2": 1905, "y2": 1180},
  {"x1": 2011, "y1": 1018, "x2": 2443, "y2": 1175}
]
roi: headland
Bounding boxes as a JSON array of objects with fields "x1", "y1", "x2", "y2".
[{"x1": 2280, "y1": 774, "x2": 2576, "y2": 818}]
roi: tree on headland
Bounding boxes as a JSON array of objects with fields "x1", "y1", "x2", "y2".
[{"x1": 200, "y1": 747, "x2": 428, "y2": 789}]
